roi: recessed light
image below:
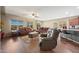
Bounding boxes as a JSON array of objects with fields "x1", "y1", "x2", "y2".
[
  {"x1": 65, "y1": 12, "x2": 69, "y2": 15},
  {"x1": 77, "y1": 6, "x2": 79, "y2": 9}
]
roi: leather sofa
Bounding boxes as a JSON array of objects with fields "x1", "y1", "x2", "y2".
[
  {"x1": 40, "y1": 28, "x2": 60, "y2": 51},
  {"x1": 14, "y1": 27, "x2": 33, "y2": 36},
  {"x1": 37, "y1": 27, "x2": 49, "y2": 33},
  {"x1": 0, "y1": 32, "x2": 4, "y2": 40}
]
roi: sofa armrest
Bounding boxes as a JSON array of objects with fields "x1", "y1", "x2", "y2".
[
  {"x1": 40, "y1": 33, "x2": 47, "y2": 37},
  {"x1": 42, "y1": 37, "x2": 52, "y2": 42}
]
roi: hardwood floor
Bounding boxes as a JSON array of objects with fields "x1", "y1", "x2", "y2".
[
  {"x1": 0, "y1": 41, "x2": 1, "y2": 52},
  {"x1": 1, "y1": 36, "x2": 40, "y2": 53},
  {"x1": 1, "y1": 35, "x2": 79, "y2": 53}
]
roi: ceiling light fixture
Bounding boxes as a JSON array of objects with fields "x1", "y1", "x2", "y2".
[
  {"x1": 65, "y1": 11, "x2": 69, "y2": 15},
  {"x1": 32, "y1": 12, "x2": 39, "y2": 18},
  {"x1": 77, "y1": 6, "x2": 79, "y2": 9}
]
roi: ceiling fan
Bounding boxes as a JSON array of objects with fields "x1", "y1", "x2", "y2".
[{"x1": 31, "y1": 12, "x2": 40, "y2": 18}]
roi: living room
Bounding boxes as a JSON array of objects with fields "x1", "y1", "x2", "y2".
[{"x1": 0, "y1": 6, "x2": 79, "y2": 53}]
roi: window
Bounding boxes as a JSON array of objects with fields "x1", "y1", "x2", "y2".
[{"x1": 10, "y1": 19, "x2": 24, "y2": 31}]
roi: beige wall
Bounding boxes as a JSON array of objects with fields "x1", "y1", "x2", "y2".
[
  {"x1": 0, "y1": 7, "x2": 1, "y2": 21},
  {"x1": 2, "y1": 13, "x2": 39, "y2": 33},
  {"x1": 2, "y1": 8, "x2": 42, "y2": 33},
  {"x1": 1, "y1": 6, "x2": 7, "y2": 33},
  {"x1": 42, "y1": 18, "x2": 68, "y2": 28},
  {"x1": 41, "y1": 16, "x2": 78, "y2": 29},
  {"x1": 0, "y1": 7, "x2": 1, "y2": 31},
  {"x1": 32, "y1": 19, "x2": 43, "y2": 30},
  {"x1": 0, "y1": 6, "x2": 1, "y2": 20},
  {"x1": 2, "y1": 8, "x2": 42, "y2": 31},
  {"x1": 32, "y1": 19, "x2": 37, "y2": 30}
]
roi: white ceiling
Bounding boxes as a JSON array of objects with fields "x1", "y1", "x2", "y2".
[{"x1": 5, "y1": 6, "x2": 79, "y2": 21}]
